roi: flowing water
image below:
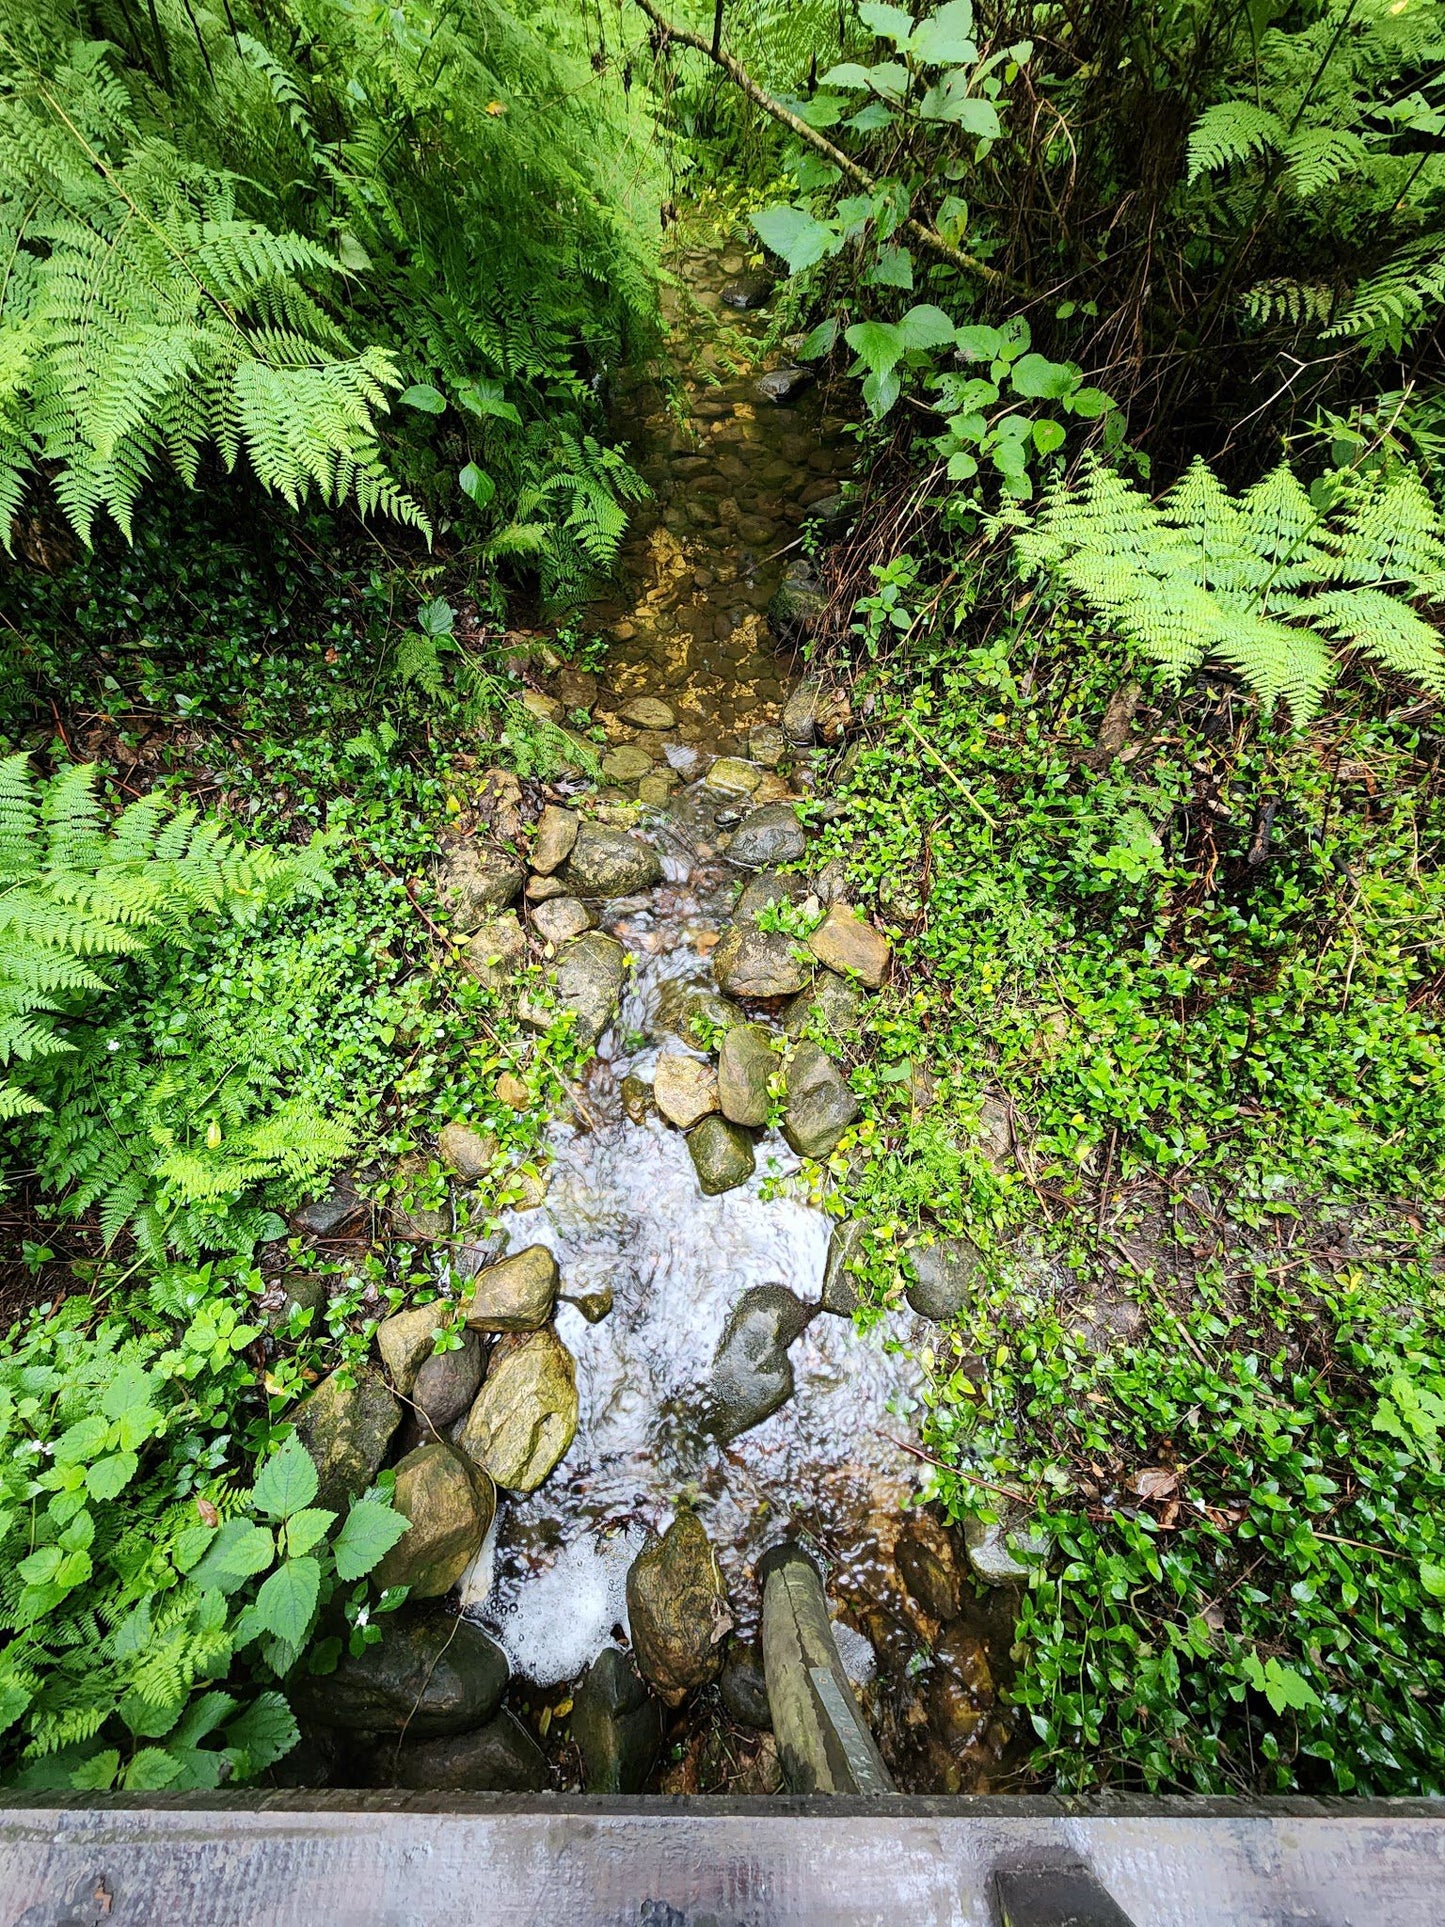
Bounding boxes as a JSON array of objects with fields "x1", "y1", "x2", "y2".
[{"x1": 460, "y1": 238, "x2": 1017, "y2": 1792}]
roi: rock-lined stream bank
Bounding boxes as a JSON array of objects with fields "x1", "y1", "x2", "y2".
[{"x1": 280, "y1": 238, "x2": 1032, "y2": 1797}]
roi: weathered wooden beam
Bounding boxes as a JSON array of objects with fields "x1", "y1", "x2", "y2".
[{"x1": 759, "y1": 1543, "x2": 895, "y2": 1794}]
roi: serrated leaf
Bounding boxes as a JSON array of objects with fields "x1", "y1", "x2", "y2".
[
  {"x1": 844, "y1": 319, "x2": 906, "y2": 377},
  {"x1": 868, "y1": 245, "x2": 914, "y2": 290},
  {"x1": 225, "y1": 1691, "x2": 300, "y2": 1772},
  {"x1": 909, "y1": 0, "x2": 976, "y2": 62},
  {"x1": 897, "y1": 302, "x2": 958, "y2": 351},
  {"x1": 919, "y1": 78, "x2": 1001, "y2": 135},
  {"x1": 85, "y1": 1451, "x2": 138, "y2": 1501},
  {"x1": 332, "y1": 1500, "x2": 410, "y2": 1581},
  {"x1": 847, "y1": 101, "x2": 896, "y2": 133},
  {"x1": 284, "y1": 1507, "x2": 336, "y2": 1558},
  {"x1": 1011, "y1": 353, "x2": 1081, "y2": 400},
  {"x1": 188, "y1": 1518, "x2": 275, "y2": 1594},
  {"x1": 254, "y1": 1557, "x2": 322, "y2": 1646},
  {"x1": 398, "y1": 383, "x2": 446, "y2": 414},
  {"x1": 751, "y1": 205, "x2": 838, "y2": 274},
  {"x1": 858, "y1": 0, "x2": 916, "y2": 44},
  {"x1": 123, "y1": 1748, "x2": 183, "y2": 1791},
  {"x1": 53, "y1": 1415, "x2": 109, "y2": 1465},
  {"x1": 797, "y1": 317, "x2": 840, "y2": 360},
  {"x1": 955, "y1": 323, "x2": 1005, "y2": 362},
  {"x1": 820, "y1": 61, "x2": 875, "y2": 88},
  {"x1": 252, "y1": 1436, "x2": 319, "y2": 1521},
  {"x1": 457, "y1": 378, "x2": 522, "y2": 427}
]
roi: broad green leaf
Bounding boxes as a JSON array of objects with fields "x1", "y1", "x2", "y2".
[
  {"x1": 946, "y1": 450, "x2": 979, "y2": 481},
  {"x1": 955, "y1": 323, "x2": 1004, "y2": 361},
  {"x1": 337, "y1": 229, "x2": 371, "y2": 272},
  {"x1": 858, "y1": 0, "x2": 916, "y2": 43},
  {"x1": 862, "y1": 365, "x2": 903, "y2": 416},
  {"x1": 795, "y1": 93, "x2": 846, "y2": 128},
  {"x1": 254, "y1": 1556, "x2": 322, "y2": 1646},
  {"x1": 820, "y1": 61, "x2": 875, "y2": 88},
  {"x1": 188, "y1": 1518, "x2": 275, "y2": 1593},
  {"x1": 418, "y1": 597, "x2": 455, "y2": 637},
  {"x1": 862, "y1": 61, "x2": 911, "y2": 99},
  {"x1": 920, "y1": 78, "x2": 1001, "y2": 136},
  {"x1": 459, "y1": 463, "x2": 495, "y2": 508},
  {"x1": 398, "y1": 383, "x2": 446, "y2": 414},
  {"x1": 798, "y1": 317, "x2": 839, "y2": 360},
  {"x1": 173, "y1": 1691, "x2": 238, "y2": 1748},
  {"x1": 124, "y1": 1748, "x2": 183, "y2": 1791},
  {"x1": 85, "y1": 1451, "x2": 138, "y2": 1501},
  {"x1": 751, "y1": 205, "x2": 837, "y2": 274},
  {"x1": 909, "y1": 0, "x2": 976, "y2": 63},
  {"x1": 101, "y1": 1365, "x2": 156, "y2": 1424},
  {"x1": 1066, "y1": 385, "x2": 1114, "y2": 418},
  {"x1": 1011, "y1": 353, "x2": 1081, "y2": 400},
  {"x1": 69, "y1": 1750, "x2": 119, "y2": 1791},
  {"x1": 897, "y1": 303, "x2": 958, "y2": 351},
  {"x1": 844, "y1": 319, "x2": 906, "y2": 377},
  {"x1": 1262, "y1": 1657, "x2": 1320, "y2": 1716},
  {"x1": 284, "y1": 1507, "x2": 336, "y2": 1558},
  {"x1": 868, "y1": 246, "x2": 914, "y2": 290},
  {"x1": 332, "y1": 1499, "x2": 410, "y2": 1581},
  {"x1": 226, "y1": 1692, "x2": 300, "y2": 1772},
  {"x1": 53, "y1": 1415, "x2": 108, "y2": 1465},
  {"x1": 1033, "y1": 418, "x2": 1067, "y2": 456},
  {"x1": 937, "y1": 194, "x2": 969, "y2": 243},
  {"x1": 457, "y1": 378, "x2": 522, "y2": 426},
  {"x1": 252, "y1": 1436, "x2": 319, "y2": 1521},
  {"x1": 1419, "y1": 1560, "x2": 1445, "y2": 1598},
  {"x1": 847, "y1": 102, "x2": 896, "y2": 133}
]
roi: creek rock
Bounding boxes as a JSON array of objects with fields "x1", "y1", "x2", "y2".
[
  {"x1": 621, "y1": 696, "x2": 676, "y2": 729},
  {"x1": 727, "y1": 802, "x2": 807, "y2": 869},
  {"x1": 687, "y1": 1115, "x2": 756, "y2": 1196},
  {"x1": 771, "y1": 568, "x2": 828, "y2": 653},
  {"x1": 374, "y1": 1443, "x2": 495, "y2": 1598},
  {"x1": 639, "y1": 772, "x2": 679, "y2": 806},
  {"x1": 717, "y1": 1022, "x2": 775, "y2": 1127},
  {"x1": 436, "y1": 1121, "x2": 497, "y2": 1182},
  {"x1": 719, "y1": 1641, "x2": 772, "y2": 1729},
  {"x1": 705, "y1": 756, "x2": 763, "y2": 795},
  {"x1": 819, "y1": 1216, "x2": 866, "y2": 1316},
  {"x1": 463, "y1": 1243, "x2": 558, "y2": 1332},
  {"x1": 294, "y1": 1366, "x2": 400, "y2": 1513},
  {"x1": 263, "y1": 1270, "x2": 328, "y2": 1329},
  {"x1": 462, "y1": 912, "x2": 526, "y2": 989},
  {"x1": 713, "y1": 924, "x2": 809, "y2": 1000},
  {"x1": 895, "y1": 1517, "x2": 963, "y2": 1623},
  {"x1": 531, "y1": 895, "x2": 592, "y2": 946},
  {"x1": 601, "y1": 744, "x2": 654, "y2": 784},
  {"x1": 456, "y1": 1328, "x2": 578, "y2": 1492},
  {"x1": 532, "y1": 806, "x2": 580, "y2": 875},
  {"x1": 496, "y1": 1071, "x2": 531, "y2": 1110},
  {"x1": 782, "y1": 1042, "x2": 860, "y2": 1159},
  {"x1": 653, "y1": 1052, "x2": 720, "y2": 1129},
  {"x1": 756, "y1": 365, "x2": 813, "y2": 405},
  {"x1": 783, "y1": 968, "x2": 863, "y2": 1040},
  {"x1": 561, "y1": 824, "x2": 661, "y2": 896},
  {"x1": 439, "y1": 842, "x2": 524, "y2": 929},
  {"x1": 655, "y1": 980, "x2": 745, "y2": 1045},
  {"x1": 964, "y1": 1510, "x2": 1050, "y2": 1585},
  {"x1": 626, "y1": 1511, "x2": 734, "y2": 1706},
  {"x1": 748, "y1": 724, "x2": 787, "y2": 767},
  {"x1": 566, "y1": 1284, "x2": 614, "y2": 1323},
  {"x1": 906, "y1": 1236, "x2": 982, "y2": 1323},
  {"x1": 735, "y1": 870, "x2": 806, "y2": 922},
  {"x1": 781, "y1": 674, "x2": 851, "y2": 744},
  {"x1": 928, "y1": 1626, "x2": 995, "y2": 1751},
  {"x1": 707, "y1": 1285, "x2": 811, "y2": 1440},
  {"x1": 621, "y1": 1073, "x2": 652, "y2": 1123},
  {"x1": 376, "y1": 1304, "x2": 450, "y2": 1396},
  {"x1": 374, "y1": 1711, "x2": 548, "y2": 1792},
  {"x1": 296, "y1": 1606, "x2": 507, "y2": 1737},
  {"x1": 720, "y1": 273, "x2": 773, "y2": 310},
  {"x1": 807, "y1": 905, "x2": 890, "y2": 989},
  {"x1": 412, "y1": 1330, "x2": 485, "y2": 1437},
  {"x1": 522, "y1": 931, "x2": 626, "y2": 1050},
  {"x1": 572, "y1": 1648, "x2": 662, "y2": 1793},
  {"x1": 526, "y1": 872, "x2": 568, "y2": 902},
  {"x1": 293, "y1": 1177, "x2": 365, "y2": 1238},
  {"x1": 558, "y1": 667, "x2": 597, "y2": 710}
]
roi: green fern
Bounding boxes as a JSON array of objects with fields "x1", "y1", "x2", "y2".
[{"x1": 1012, "y1": 458, "x2": 1445, "y2": 723}]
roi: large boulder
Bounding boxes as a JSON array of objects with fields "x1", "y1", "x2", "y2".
[
  {"x1": 781, "y1": 1042, "x2": 860, "y2": 1158},
  {"x1": 707, "y1": 1286, "x2": 811, "y2": 1440},
  {"x1": 462, "y1": 1243, "x2": 558, "y2": 1333},
  {"x1": 295, "y1": 1606, "x2": 508, "y2": 1737},
  {"x1": 412, "y1": 1331, "x2": 485, "y2": 1438},
  {"x1": 571, "y1": 1648, "x2": 662, "y2": 1793},
  {"x1": 807, "y1": 906, "x2": 891, "y2": 989},
  {"x1": 439, "y1": 842, "x2": 525, "y2": 929},
  {"x1": 718, "y1": 1641, "x2": 772, "y2": 1729},
  {"x1": 456, "y1": 1328, "x2": 578, "y2": 1493},
  {"x1": 462, "y1": 912, "x2": 527, "y2": 989},
  {"x1": 294, "y1": 1367, "x2": 400, "y2": 1513},
  {"x1": 712, "y1": 924, "x2": 809, "y2": 1000},
  {"x1": 626, "y1": 1512, "x2": 733, "y2": 1706},
  {"x1": 562, "y1": 824, "x2": 661, "y2": 896},
  {"x1": 374, "y1": 1443, "x2": 495, "y2": 1598},
  {"x1": 373, "y1": 1711, "x2": 548, "y2": 1792},
  {"x1": 522, "y1": 931, "x2": 627, "y2": 1050},
  {"x1": 727, "y1": 803, "x2": 807, "y2": 869},
  {"x1": 531, "y1": 804, "x2": 580, "y2": 875},
  {"x1": 717, "y1": 1022, "x2": 775, "y2": 1127},
  {"x1": 376, "y1": 1304, "x2": 450, "y2": 1396},
  {"x1": 906, "y1": 1236, "x2": 982, "y2": 1322},
  {"x1": 686, "y1": 1115, "x2": 756, "y2": 1196},
  {"x1": 653, "y1": 1053, "x2": 720, "y2": 1130},
  {"x1": 653, "y1": 980, "x2": 745, "y2": 1046}
]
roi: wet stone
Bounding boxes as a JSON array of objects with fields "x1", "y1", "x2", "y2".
[
  {"x1": 436, "y1": 1121, "x2": 497, "y2": 1182},
  {"x1": 717, "y1": 1022, "x2": 775, "y2": 1127},
  {"x1": 749, "y1": 724, "x2": 787, "y2": 768},
  {"x1": 807, "y1": 905, "x2": 890, "y2": 989},
  {"x1": 654, "y1": 980, "x2": 745, "y2": 1046},
  {"x1": 572, "y1": 1648, "x2": 662, "y2": 1793},
  {"x1": 639, "y1": 772, "x2": 679, "y2": 806},
  {"x1": 532, "y1": 805, "x2": 580, "y2": 875},
  {"x1": 783, "y1": 968, "x2": 862, "y2": 1040},
  {"x1": 713, "y1": 924, "x2": 809, "y2": 1000},
  {"x1": 296, "y1": 1606, "x2": 507, "y2": 1737},
  {"x1": 626, "y1": 1511, "x2": 734, "y2": 1706},
  {"x1": 456, "y1": 1327, "x2": 578, "y2": 1493},
  {"x1": 374, "y1": 1442, "x2": 495, "y2": 1598},
  {"x1": 720, "y1": 273, "x2": 773, "y2": 310},
  {"x1": 294, "y1": 1178, "x2": 364, "y2": 1237},
  {"x1": 820, "y1": 1216, "x2": 867, "y2": 1316},
  {"x1": 439, "y1": 843, "x2": 525, "y2": 928},
  {"x1": 621, "y1": 696, "x2": 677, "y2": 729},
  {"x1": 707, "y1": 1284, "x2": 811, "y2": 1440},
  {"x1": 294, "y1": 1366, "x2": 400, "y2": 1513},
  {"x1": 522, "y1": 930, "x2": 627, "y2": 1050},
  {"x1": 719, "y1": 1641, "x2": 772, "y2": 1729},
  {"x1": 412, "y1": 1330, "x2": 485, "y2": 1437},
  {"x1": 377, "y1": 1303, "x2": 450, "y2": 1396},
  {"x1": 462, "y1": 912, "x2": 526, "y2": 989},
  {"x1": 463, "y1": 1243, "x2": 559, "y2": 1332},
  {"x1": 601, "y1": 744, "x2": 654, "y2": 784},
  {"x1": 375, "y1": 1711, "x2": 548, "y2": 1792},
  {"x1": 735, "y1": 870, "x2": 807, "y2": 922},
  {"x1": 756, "y1": 366, "x2": 814, "y2": 405},
  {"x1": 653, "y1": 1052, "x2": 720, "y2": 1130},
  {"x1": 620, "y1": 1073, "x2": 652, "y2": 1123},
  {"x1": 895, "y1": 1517, "x2": 963, "y2": 1623},
  {"x1": 771, "y1": 570, "x2": 829, "y2": 654},
  {"x1": 565, "y1": 1284, "x2": 614, "y2": 1323},
  {"x1": 562, "y1": 824, "x2": 662, "y2": 896},
  {"x1": 728, "y1": 802, "x2": 808, "y2": 869},
  {"x1": 906, "y1": 1236, "x2": 982, "y2": 1323},
  {"x1": 704, "y1": 756, "x2": 763, "y2": 795},
  {"x1": 782, "y1": 1041, "x2": 861, "y2": 1159},
  {"x1": 526, "y1": 872, "x2": 568, "y2": 903},
  {"x1": 531, "y1": 895, "x2": 592, "y2": 946},
  {"x1": 687, "y1": 1114, "x2": 756, "y2": 1195},
  {"x1": 928, "y1": 1627, "x2": 994, "y2": 1752},
  {"x1": 964, "y1": 1510, "x2": 1050, "y2": 1585}
]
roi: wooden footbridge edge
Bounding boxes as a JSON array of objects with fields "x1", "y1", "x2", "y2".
[{"x1": 0, "y1": 1793, "x2": 1441, "y2": 1925}]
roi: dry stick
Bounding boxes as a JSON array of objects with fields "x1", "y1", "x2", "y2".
[
  {"x1": 881, "y1": 1431, "x2": 1031, "y2": 1506},
  {"x1": 897, "y1": 711, "x2": 999, "y2": 827},
  {"x1": 630, "y1": 0, "x2": 1014, "y2": 292}
]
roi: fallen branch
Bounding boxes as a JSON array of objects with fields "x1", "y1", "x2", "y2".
[{"x1": 633, "y1": 0, "x2": 1013, "y2": 291}]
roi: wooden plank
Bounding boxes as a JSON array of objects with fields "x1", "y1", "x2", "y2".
[{"x1": 759, "y1": 1543, "x2": 895, "y2": 1794}]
